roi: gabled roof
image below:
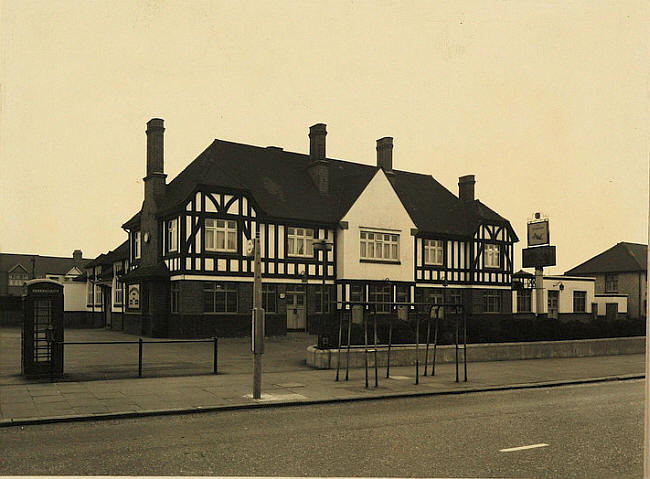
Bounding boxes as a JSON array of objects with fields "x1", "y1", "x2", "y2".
[
  {"x1": 565, "y1": 242, "x2": 647, "y2": 275},
  {"x1": 86, "y1": 240, "x2": 129, "y2": 269},
  {"x1": 123, "y1": 138, "x2": 517, "y2": 240},
  {"x1": 0, "y1": 253, "x2": 90, "y2": 276}
]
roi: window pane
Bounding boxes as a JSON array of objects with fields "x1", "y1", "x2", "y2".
[
  {"x1": 360, "y1": 242, "x2": 366, "y2": 257},
  {"x1": 204, "y1": 292, "x2": 214, "y2": 312},
  {"x1": 384, "y1": 244, "x2": 390, "y2": 258},
  {"x1": 392, "y1": 244, "x2": 398, "y2": 259},
  {"x1": 368, "y1": 243, "x2": 374, "y2": 257},
  {"x1": 227, "y1": 232, "x2": 236, "y2": 250},
  {"x1": 217, "y1": 231, "x2": 225, "y2": 249},
  {"x1": 297, "y1": 238, "x2": 304, "y2": 255},
  {"x1": 376, "y1": 244, "x2": 382, "y2": 258},
  {"x1": 228, "y1": 221, "x2": 236, "y2": 229},
  {"x1": 217, "y1": 220, "x2": 225, "y2": 228}
]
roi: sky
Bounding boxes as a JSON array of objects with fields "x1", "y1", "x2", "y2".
[{"x1": 1, "y1": 0, "x2": 648, "y2": 274}]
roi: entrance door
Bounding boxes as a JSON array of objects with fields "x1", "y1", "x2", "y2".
[
  {"x1": 104, "y1": 287, "x2": 112, "y2": 328},
  {"x1": 606, "y1": 303, "x2": 618, "y2": 321},
  {"x1": 548, "y1": 290, "x2": 559, "y2": 319},
  {"x1": 286, "y1": 286, "x2": 306, "y2": 330}
]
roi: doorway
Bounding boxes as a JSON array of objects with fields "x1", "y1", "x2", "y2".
[
  {"x1": 286, "y1": 286, "x2": 306, "y2": 330},
  {"x1": 548, "y1": 290, "x2": 559, "y2": 319}
]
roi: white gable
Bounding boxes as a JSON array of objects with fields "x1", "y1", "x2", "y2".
[{"x1": 337, "y1": 170, "x2": 416, "y2": 281}]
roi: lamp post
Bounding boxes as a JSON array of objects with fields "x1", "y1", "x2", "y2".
[{"x1": 313, "y1": 239, "x2": 333, "y2": 347}]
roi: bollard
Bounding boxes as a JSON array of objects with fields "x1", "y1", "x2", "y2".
[
  {"x1": 138, "y1": 338, "x2": 143, "y2": 378},
  {"x1": 213, "y1": 337, "x2": 218, "y2": 374}
]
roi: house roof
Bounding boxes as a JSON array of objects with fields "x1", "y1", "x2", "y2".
[
  {"x1": 565, "y1": 242, "x2": 647, "y2": 275},
  {"x1": 0, "y1": 253, "x2": 90, "y2": 277},
  {"x1": 123, "y1": 138, "x2": 517, "y2": 240},
  {"x1": 85, "y1": 240, "x2": 129, "y2": 269}
]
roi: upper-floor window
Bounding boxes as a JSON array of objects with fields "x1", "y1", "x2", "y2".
[
  {"x1": 287, "y1": 227, "x2": 314, "y2": 257},
  {"x1": 484, "y1": 243, "x2": 500, "y2": 268},
  {"x1": 205, "y1": 219, "x2": 237, "y2": 252},
  {"x1": 8, "y1": 271, "x2": 29, "y2": 286},
  {"x1": 167, "y1": 219, "x2": 178, "y2": 252},
  {"x1": 87, "y1": 283, "x2": 93, "y2": 305},
  {"x1": 134, "y1": 231, "x2": 141, "y2": 259},
  {"x1": 360, "y1": 231, "x2": 399, "y2": 262},
  {"x1": 573, "y1": 291, "x2": 586, "y2": 313},
  {"x1": 605, "y1": 274, "x2": 618, "y2": 293},
  {"x1": 424, "y1": 239, "x2": 444, "y2": 266}
]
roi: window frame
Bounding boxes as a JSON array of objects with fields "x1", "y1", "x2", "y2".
[
  {"x1": 204, "y1": 218, "x2": 238, "y2": 253},
  {"x1": 360, "y1": 230, "x2": 400, "y2": 262},
  {"x1": 167, "y1": 218, "x2": 178, "y2": 253},
  {"x1": 114, "y1": 282, "x2": 124, "y2": 306},
  {"x1": 287, "y1": 227, "x2": 315, "y2": 258},
  {"x1": 170, "y1": 282, "x2": 180, "y2": 313},
  {"x1": 262, "y1": 284, "x2": 277, "y2": 313},
  {"x1": 573, "y1": 290, "x2": 586, "y2": 313},
  {"x1": 423, "y1": 239, "x2": 445, "y2": 266},
  {"x1": 203, "y1": 282, "x2": 238, "y2": 313},
  {"x1": 484, "y1": 243, "x2": 500, "y2": 269},
  {"x1": 368, "y1": 283, "x2": 392, "y2": 313},
  {"x1": 134, "y1": 231, "x2": 141, "y2": 260},
  {"x1": 605, "y1": 274, "x2": 618, "y2": 293},
  {"x1": 484, "y1": 290, "x2": 501, "y2": 313},
  {"x1": 517, "y1": 289, "x2": 532, "y2": 313}
]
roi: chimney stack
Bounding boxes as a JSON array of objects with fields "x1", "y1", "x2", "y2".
[
  {"x1": 376, "y1": 137, "x2": 393, "y2": 172},
  {"x1": 73, "y1": 250, "x2": 82, "y2": 261},
  {"x1": 145, "y1": 118, "x2": 167, "y2": 203},
  {"x1": 307, "y1": 123, "x2": 329, "y2": 194},
  {"x1": 458, "y1": 175, "x2": 476, "y2": 202}
]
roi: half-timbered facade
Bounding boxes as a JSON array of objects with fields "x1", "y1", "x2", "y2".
[{"x1": 115, "y1": 119, "x2": 517, "y2": 338}]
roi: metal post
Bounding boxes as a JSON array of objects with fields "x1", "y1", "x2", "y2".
[
  {"x1": 424, "y1": 307, "x2": 432, "y2": 376},
  {"x1": 373, "y1": 312, "x2": 378, "y2": 387},
  {"x1": 415, "y1": 313, "x2": 420, "y2": 385},
  {"x1": 252, "y1": 232, "x2": 263, "y2": 400},
  {"x1": 455, "y1": 315, "x2": 459, "y2": 383},
  {"x1": 463, "y1": 308, "x2": 468, "y2": 382},
  {"x1": 432, "y1": 306, "x2": 439, "y2": 376},
  {"x1": 213, "y1": 337, "x2": 218, "y2": 374},
  {"x1": 138, "y1": 337, "x2": 143, "y2": 377},
  {"x1": 386, "y1": 315, "x2": 392, "y2": 378},
  {"x1": 345, "y1": 313, "x2": 352, "y2": 381},
  {"x1": 535, "y1": 266, "x2": 544, "y2": 316},
  {"x1": 364, "y1": 311, "x2": 368, "y2": 388},
  {"x1": 336, "y1": 310, "x2": 343, "y2": 381}
]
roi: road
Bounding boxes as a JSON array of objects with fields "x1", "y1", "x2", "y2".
[{"x1": 1, "y1": 380, "x2": 643, "y2": 477}]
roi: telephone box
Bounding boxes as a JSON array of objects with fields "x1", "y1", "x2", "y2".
[{"x1": 22, "y1": 280, "x2": 64, "y2": 378}]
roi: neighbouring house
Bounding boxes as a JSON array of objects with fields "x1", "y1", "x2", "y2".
[
  {"x1": 512, "y1": 270, "x2": 627, "y2": 320},
  {"x1": 112, "y1": 118, "x2": 517, "y2": 338},
  {"x1": 0, "y1": 250, "x2": 90, "y2": 325},
  {"x1": 84, "y1": 241, "x2": 129, "y2": 330},
  {"x1": 565, "y1": 242, "x2": 646, "y2": 320}
]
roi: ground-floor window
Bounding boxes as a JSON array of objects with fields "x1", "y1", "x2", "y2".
[
  {"x1": 415, "y1": 287, "x2": 444, "y2": 316},
  {"x1": 262, "y1": 284, "x2": 277, "y2": 313},
  {"x1": 170, "y1": 282, "x2": 179, "y2": 313},
  {"x1": 314, "y1": 285, "x2": 333, "y2": 313},
  {"x1": 573, "y1": 291, "x2": 586, "y2": 313},
  {"x1": 484, "y1": 291, "x2": 501, "y2": 313},
  {"x1": 517, "y1": 289, "x2": 532, "y2": 312},
  {"x1": 203, "y1": 282, "x2": 237, "y2": 313},
  {"x1": 368, "y1": 283, "x2": 391, "y2": 312},
  {"x1": 449, "y1": 290, "x2": 462, "y2": 308}
]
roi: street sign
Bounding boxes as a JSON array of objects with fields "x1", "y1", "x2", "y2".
[
  {"x1": 527, "y1": 220, "x2": 550, "y2": 246},
  {"x1": 522, "y1": 245, "x2": 556, "y2": 268}
]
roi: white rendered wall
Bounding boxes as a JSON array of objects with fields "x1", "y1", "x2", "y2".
[
  {"x1": 594, "y1": 295, "x2": 628, "y2": 315},
  {"x1": 336, "y1": 170, "x2": 416, "y2": 282}
]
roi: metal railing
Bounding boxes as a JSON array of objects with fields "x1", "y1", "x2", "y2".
[{"x1": 50, "y1": 337, "x2": 219, "y2": 380}]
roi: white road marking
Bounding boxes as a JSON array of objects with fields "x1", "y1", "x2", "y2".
[{"x1": 499, "y1": 443, "x2": 549, "y2": 452}]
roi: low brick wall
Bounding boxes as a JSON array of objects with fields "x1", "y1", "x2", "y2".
[{"x1": 306, "y1": 336, "x2": 646, "y2": 369}]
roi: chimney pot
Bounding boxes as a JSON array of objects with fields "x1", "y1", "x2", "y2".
[
  {"x1": 376, "y1": 137, "x2": 394, "y2": 172},
  {"x1": 73, "y1": 250, "x2": 82, "y2": 261},
  {"x1": 458, "y1": 175, "x2": 476, "y2": 202},
  {"x1": 308, "y1": 123, "x2": 329, "y2": 194}
]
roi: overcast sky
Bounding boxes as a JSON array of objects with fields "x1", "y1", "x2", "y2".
[{"x1": 1, "y1": 0, "x2": 648, "y2": 274}]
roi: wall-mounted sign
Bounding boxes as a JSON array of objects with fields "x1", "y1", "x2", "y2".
[
  {"x1": 522, "y1": 245, "x2": 556, "y2": 268},
  {"x1": 128, "y1": 284, "x2": 140, "y2": 309},
  {"x1": 527, "y1": 220, "x2": 550, "y2": 247}
]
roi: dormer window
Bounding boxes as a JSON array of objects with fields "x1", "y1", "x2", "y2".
[
  {"x1": 424, "y1": 239, "x2": 444, "y2": 266},
  {"x1": 287, "y1": 227, "x2": 314, "y2": 257},
  {"x1": 134, "y1": 231, "x2": 141, "y2": 259},
  {"x1": 205, "y1": 219, "x2": 237, "y2": 252},
  {"x1": 484, "y1": 243, "x2": 500, "y2": 268},
  {"x1": 167, "y1": 218, "x2": 178, "y2": 252}
]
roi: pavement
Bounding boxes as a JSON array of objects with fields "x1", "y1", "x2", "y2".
[{"x1": 0, "y1": 327, "x2": 645, "y2": 427}]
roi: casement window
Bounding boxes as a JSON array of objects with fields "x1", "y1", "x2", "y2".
[
  {"x1": 484, "y1": 243, "x2": 500, "y2": 268},
  {"x1": 605, "y1": 274, "x2": 618, "y2": 293},
  {"x1": 205, "y1": 219, "x2": 237, "y2": 253},
  {"x1": 450, "y1": 290, "x2": 463, "y2": 308},
  {"x1": 517, "y1": 289, "x2": 532, "y2": 313},
  {"x1": 8, "y1": 271, "x2": 29, "y2": 286},
  {"x1": 424, "y1": 239, "x2": 444, "y2": 266},
  {"x1": 87, "y1": 283, "x2": 93, "y2": 305},
  {"x1": 368, "y1": 283, "x2": 392, "y2": 312},
  {"x1": 114, "y1": 282, "x2": 124, "y2": 305},
  {"x1": 203, "y1": 282, "x2": 237, "y2": 313},
  {"x1": 415, "y1": 287, "x2": 444, "y2": 317},
  {"x1": 573, "y1": 291, "x2": 586, "y2": 313},
  {"x1": 315, "y1": 285, "x2": 333, "y2": 313},
  {"x1": 484, "y1": 291, "x2": 501, "y2": 313},
  {"x1": 167, "y1": 219, "x2": 178, "y2": 252},
  {"x1": 170, "y1": 282, "x2": 179, "y2": 313},
  {"x1": 360, "y1": 231, "x2": 399, "y2": 261},
  {"x1": 262, "y1": 284, "x2": 277, "y2": 313},
  {"x1": 134, "y1": 231, "x2": 141, "y2": 259},
  {"x1": 287, "y1": 227, "x2": 314, "y2": 257},
  {"x1": 396, "y1": 285, "x2": 410, "y2": 304},
  {"x1": 95, "y1": 285, "x2": 103, "y2": 305}
]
